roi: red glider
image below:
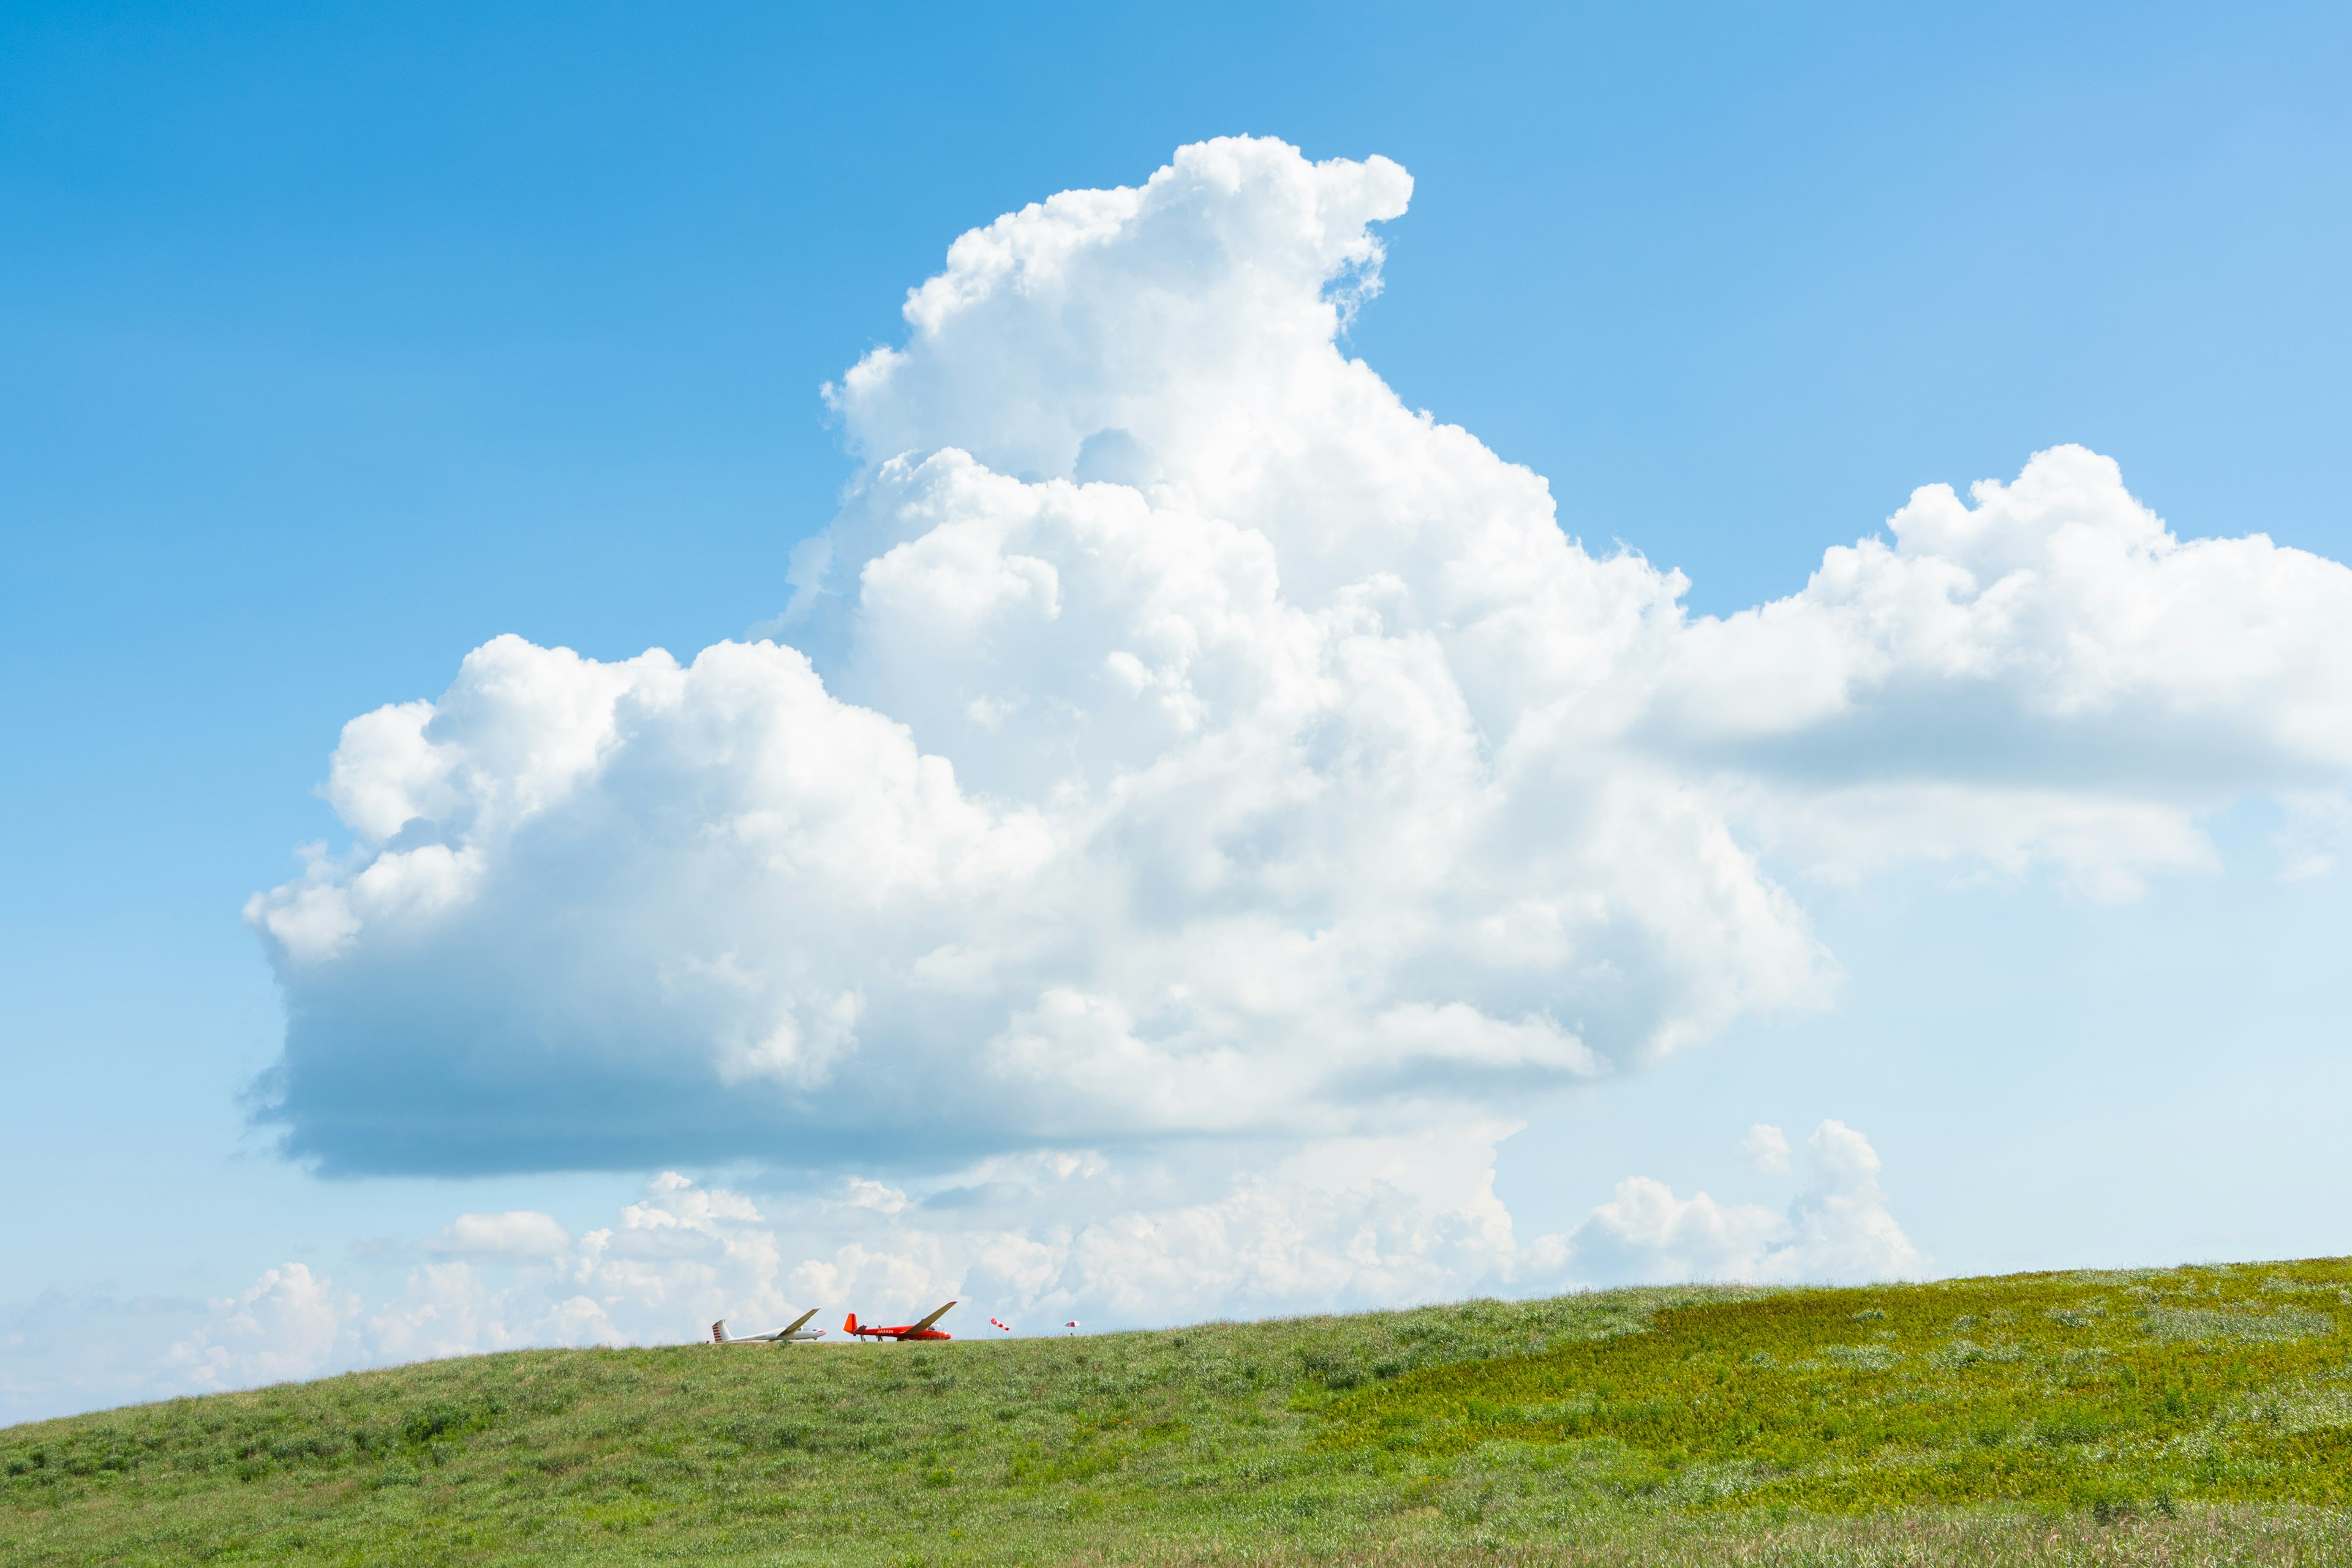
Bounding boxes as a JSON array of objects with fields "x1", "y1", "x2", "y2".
[{"x1": 845, "y1": 1300, "x2": 957, "y2": 1341}]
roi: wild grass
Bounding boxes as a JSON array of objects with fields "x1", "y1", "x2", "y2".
[
  {"x1": 1319, "y1": 1256, "x2": 2352, "y2": 1517},
  {"x1": 5, "y1": 1262, "x2": 2351, "y2": 1566}
]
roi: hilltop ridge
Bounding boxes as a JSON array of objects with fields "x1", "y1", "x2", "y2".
[{"x1": 7, "y1": 1262, "x2": 2352, "y2": 1566}]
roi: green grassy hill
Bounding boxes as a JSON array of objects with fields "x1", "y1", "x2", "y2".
[{"x1": 7, "y1": 1259, "x2": 2352, "y2": 1566}]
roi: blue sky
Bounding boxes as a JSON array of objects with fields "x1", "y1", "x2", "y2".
[{"x1": 5, "y1": 1, "x2": 2351, "y2": 1420}]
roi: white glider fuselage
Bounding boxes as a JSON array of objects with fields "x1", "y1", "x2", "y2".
[{"x1": 711, "y1": 1308, "x2": 825, "y2": 1344}]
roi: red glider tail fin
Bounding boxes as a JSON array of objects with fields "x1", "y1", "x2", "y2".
[{"x1": 843, "y1": 1313, "x2": 858, "y2": 1335}]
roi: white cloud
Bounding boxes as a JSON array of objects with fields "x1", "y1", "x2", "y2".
[
  {"x1": 840, "y1": 1177, "x2": 910, "y2": 1216},
  {"x1": 417, "y1": 1210, "x2": 573, "y2": 1259},
  {"x1": 1739, "y1": 1122, "x2": 1792, "y2": 1175},
  {"x1": 2274, "y1": 792, "x2": 2352, "y2": 881},
  {"x1": 143, "y1": 1121, "x2": 1926, "y2": 1398},
  {"x1": 243, "y1": 136, "x2": 2352, "y2": 1185},
  {"x1": 1774, "y1": 1120, "x2": 1929, "y2": 1283},
  {"x1": 165, "y1": 1264, "x2": 360, "y2": 1393},
  {"x1": 148, "y1": 1175, "x2": 804, "y2": 1395},
  {"x1": 1562, "y1": 1120, "x2": 1927, "y2": 1286}
]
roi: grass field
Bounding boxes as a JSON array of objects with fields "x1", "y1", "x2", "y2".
[{"x1": 6, "y1": 1259, "x2": 2352, "y2": 1565}]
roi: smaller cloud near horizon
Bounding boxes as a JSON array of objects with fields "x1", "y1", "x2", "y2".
[
  {"x1": 1568, "y1": 1121, "x2": 1925, "y2": 1287},
  {"x1": 119, "y1": 1121, "x2": 1922, "y2": 1406}
]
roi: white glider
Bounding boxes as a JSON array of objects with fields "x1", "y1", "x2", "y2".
[{"x1": 710, "y1": 1308, "x2": 826, "y2": 1344}]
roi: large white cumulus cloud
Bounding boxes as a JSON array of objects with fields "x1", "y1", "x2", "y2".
[{"x1": 248, "y1": 136, "x2": 2352, "y2": 1175}]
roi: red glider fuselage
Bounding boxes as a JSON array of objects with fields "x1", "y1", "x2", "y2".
[{"x1": 844, "y1": 1301, "x2": 956, "y2": 1341}]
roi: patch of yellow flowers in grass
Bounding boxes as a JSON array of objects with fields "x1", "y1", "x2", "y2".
[{"x1": 1317, "y1": 1259, "x2": 2352, "y2": 1517}]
